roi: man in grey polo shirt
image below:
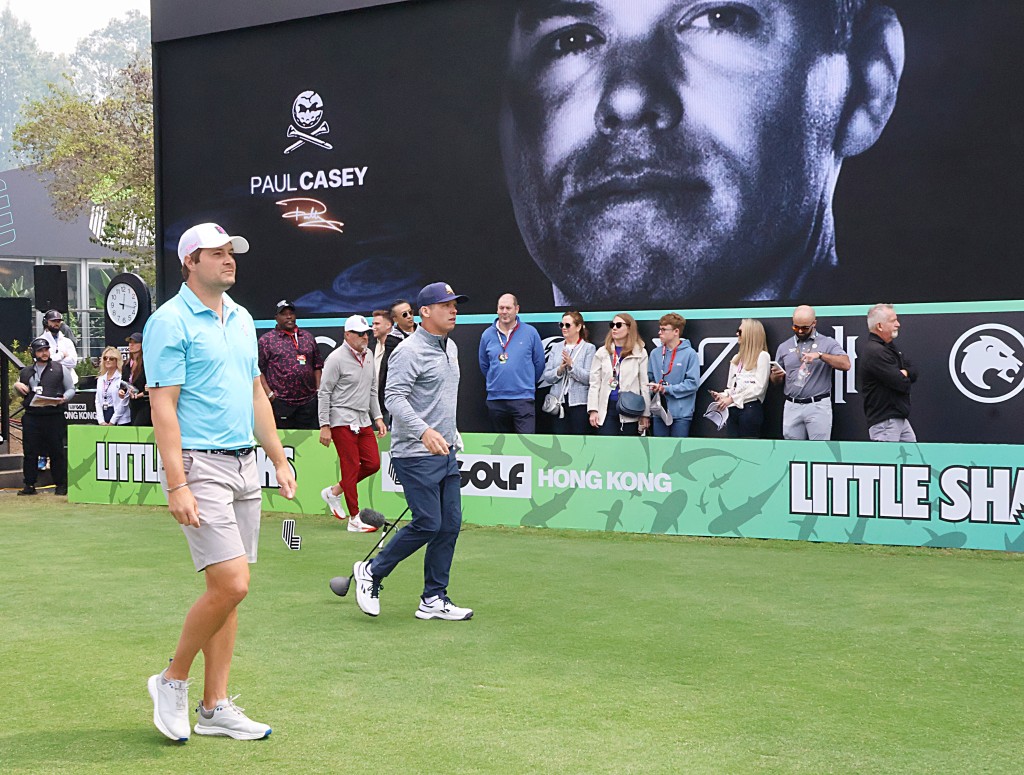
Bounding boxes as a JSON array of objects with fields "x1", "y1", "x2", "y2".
[
  {"x1": 353, "y1": 282, "x2": 474, "y2": 621},
  {"x1": 770, "y1": 305, "x2": 850, "y2": 440},
  {"x1": 144, "y1": 222, "x2": 297, "y2": 743}
]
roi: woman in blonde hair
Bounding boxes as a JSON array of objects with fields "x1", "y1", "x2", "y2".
[
  {"x1": 95, "y1": 346, "x2": 130, "y2": 425},
  {"x1": 711, "y1": 319, "x2": 770, "y2": 439},
  {"x1": 587, "y1": 313, "x2": 650, "y2": 436}
]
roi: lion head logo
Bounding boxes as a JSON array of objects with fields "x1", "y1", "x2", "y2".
[{"x1": 960, "y1": 335, "x2": 1022, "y2": 390}]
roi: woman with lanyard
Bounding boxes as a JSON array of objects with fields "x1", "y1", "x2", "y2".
[
  {"x1": 587, "y1": 313, "x2": 650, "y2": 436},
  {"x1": 647, "y1": 313, "x2": 701, "y2": 437},
  {"x1": 95, "y1": 346, "x2": 131, "y2": 425},
  {"x1": 711, "y1": 318, "x2": 771, "y2": 439},
  {"x1": 541, "y1": 311, "x2": 596, "y2": 434}
]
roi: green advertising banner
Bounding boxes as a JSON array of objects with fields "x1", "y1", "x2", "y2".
[{"x1": 70, "y1": 426, "x2": 1024, "y2": 552}]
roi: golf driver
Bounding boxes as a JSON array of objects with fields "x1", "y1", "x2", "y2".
[{"x1": 329, "y1": 505, "x2": 410, "y2": 597}]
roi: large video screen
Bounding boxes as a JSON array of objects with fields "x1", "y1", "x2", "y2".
[{"x1": 154, "y1": 0, "x2": 1024, "y2": 315}]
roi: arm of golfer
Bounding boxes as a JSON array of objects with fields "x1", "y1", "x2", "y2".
[
  {"x1": 150, "y1": 385, "x2": 200, "y2": 528},
  {"x1": 253, "y1": 377, "x2": 297, "y2": 499}
]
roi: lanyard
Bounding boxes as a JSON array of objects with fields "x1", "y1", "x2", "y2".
[
  {"x1": 658, "y1": 344, "x2": 680, "y2": 381},
  {"x1": 346, "y1": 342, "x2": 367, "y2": 368},
  {"x1": 497, "y1": 321, "x2": 519, "y2": 356},
  {"x1": 101, "y1": 373, "x2": 118, "y2": 403},
  {"x1": 280, "y1": 328, "x2": 301, "y2": 352},
  {"x1": 611, "y1": 346, "x2": 622, "y2": 380}
]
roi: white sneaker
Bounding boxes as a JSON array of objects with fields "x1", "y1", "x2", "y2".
[
  {"x1": 415, "y1": 596, "x2": 474, "y2": 621},
  {"x1": 193, "y1": 695, "x2": 271, "y2": 740},
  {"x1": 321, "y1": 486, "x2": 345, "y2": 521},
  {"x1": 148, "y1": 670, "x2": 192, "y2": 741},
  {"x1": 353, "y1": 560, "x2": 380, "y2": 616},
  {"x1": 347, "y1": 512, "x2": 379, "y2": 533}
]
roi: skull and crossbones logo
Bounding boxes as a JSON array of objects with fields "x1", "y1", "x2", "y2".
[{"x1": 285, "y1": 90, "x2": 333, "y2": 154}]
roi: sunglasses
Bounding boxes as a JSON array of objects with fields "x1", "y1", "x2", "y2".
[
  {"x1": 399, "y1": 310, "x2": 413, "y2": 318},
  {"x1": 610, "y1": 321, "x2": 628, "y2": 329},
  {"x1": 352, "y1": 330, "x2": 369, "y2": 336},
  {"x1": 560, "y1": 322, "x2": 575, "y2": 329},
  {"x1": 102, "y1": 356, "x2": 117, "y2": 361},
  {"x1": 792, "y1": 324, "x2": 813, "y2": 332}
]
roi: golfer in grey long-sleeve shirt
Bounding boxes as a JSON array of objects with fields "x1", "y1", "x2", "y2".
[{"x1": 352, "y1": 282, "x2": 475, "y2": 621}]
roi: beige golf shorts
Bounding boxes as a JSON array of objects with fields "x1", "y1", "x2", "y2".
[{"x1": 160, "y1": 450, "x2": 263, "y2": 572}]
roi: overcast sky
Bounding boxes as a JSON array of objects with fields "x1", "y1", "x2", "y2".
[{"x1": 4, "y1": 0, "x2": 150, "y2": 55}]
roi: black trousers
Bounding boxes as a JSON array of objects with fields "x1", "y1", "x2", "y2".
[
  {"x1": 272, "y1": 395, "x2": 320, "y2": 430},
  {"x1": 551, "y1": 403, "x2": 591, "y2": 435},
  {"x1": 23, "y1": 412, "x2": 67, "y2": 487}
]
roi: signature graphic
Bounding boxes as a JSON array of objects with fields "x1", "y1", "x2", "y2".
[{"x1": 276, "y1": 198, "x2": 344, "y2": 233}]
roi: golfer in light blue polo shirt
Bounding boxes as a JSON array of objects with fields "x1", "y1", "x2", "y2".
[
  {"x1": 144, "y1": 222, "x2": 296, "y2": 744},
  {"x1": 145, "y1": 283, "x2": 260, "y2": 449}
]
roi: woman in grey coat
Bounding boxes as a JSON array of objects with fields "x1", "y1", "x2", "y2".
[{"x1": 541, "y1": 310, "x2": 596, "y2": 435}]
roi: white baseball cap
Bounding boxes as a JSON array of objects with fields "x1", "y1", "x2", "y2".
[
  {"x1": 177, "y1": 222, "x2": 250, "y2": 263},
  {"x1": 344, "y1": 314, "x2": 371, "y2": 333}
]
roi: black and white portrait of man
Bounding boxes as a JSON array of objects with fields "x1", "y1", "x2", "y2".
[{"x1": 499, "y1": 0, "x2": 905, "y2": 308}]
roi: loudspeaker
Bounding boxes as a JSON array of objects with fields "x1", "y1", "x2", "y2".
[
  {"x1": 33, "y1": 265, "x2": 68, "y2": 312},
  {"x1": 0, "y1": 297, "x2": 32, "y2": 350}
]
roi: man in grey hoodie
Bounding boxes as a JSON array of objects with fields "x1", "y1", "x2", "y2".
[{"x1": 353, "y1": 282, "x2": 474, "y2": 621}]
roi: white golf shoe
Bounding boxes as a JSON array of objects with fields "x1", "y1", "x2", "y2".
[
  {"x1": 148, "y1": 670, "x2": 192, "y2": 741},
  {"x1": 321, "y1": 486, "x2": 345, "y2": 521},
  {"x1": 415, "y1": 596, "x2": 474, "y2": 621},
  {"x1": 347, "y1": 512, "x2": 379, "y2": 533},
  {"x1": 194, "y1": 695, "x2": 271, "y2": 740},
  {"x1": 353, "y1": 560, "x2": 381, "y2": 616}
]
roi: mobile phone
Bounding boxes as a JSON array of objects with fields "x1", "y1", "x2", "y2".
[{"x1": 769, "y1": 360, "x2": 781, "y2": 370}]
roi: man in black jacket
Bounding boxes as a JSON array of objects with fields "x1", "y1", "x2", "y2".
[
  {"x1": 859, "y1": 304, "x2": 917, "y2": 442},
  {"x1": 377, "y1": 298, "x2": 417, "y2": 416},
  {"x1": 13, "y1": 338, "x2": 75, "y2": 495}
]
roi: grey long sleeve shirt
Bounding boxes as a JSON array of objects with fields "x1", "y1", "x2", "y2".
[
  {"x1": 384, "y1": 326, "x2": 460, "y2": 458},
  {"x1": 317, "y1": 343, "x2": 382, "y2": 429}
]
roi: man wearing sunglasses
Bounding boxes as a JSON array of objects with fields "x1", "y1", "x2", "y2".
[
  {"x1": 318, "y1": 315, "x2": 389, "y2": 532},
  {"x1": 770, "y1": 305, "x2": 850, "y2": 440},
  {"x1": 377, "y1": 299, "x2": 418, "y2": 416}
]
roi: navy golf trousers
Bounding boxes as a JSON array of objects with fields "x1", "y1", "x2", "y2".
[{"x1": 370, "y1": 450, "x2": 462, "y2": 599}]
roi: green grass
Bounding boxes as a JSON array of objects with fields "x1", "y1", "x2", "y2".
[{"x1": 2, "y1": 492, "x2": 1023, "y2": 774}]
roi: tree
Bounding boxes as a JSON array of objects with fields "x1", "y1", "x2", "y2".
[
  {"x1": 0, "y1": 8, "x2": 65, "y2": 168},
  {"x1": 70, "y1": 10, "x2": 150, "y2": 99},
  {"x1": 12, "y1": 57, "x2": 155, "y2": 283}
]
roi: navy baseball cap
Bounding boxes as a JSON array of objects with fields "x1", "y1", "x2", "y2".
[
  {"x1": 125, "y1": 332, "x2": 143, "y2": 343},
  {"x1": 416, "y1": 282, "x2": 468, "y2": 309},
  {"x1": 30, "y1": 337, "x2": 50, "y2": 353}
]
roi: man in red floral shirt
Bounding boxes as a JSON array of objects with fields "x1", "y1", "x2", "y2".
[{"x1": 258, "y1": 300, "x2": 324, "y2": 429}]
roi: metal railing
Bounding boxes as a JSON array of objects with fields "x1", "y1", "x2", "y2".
[{"x1": 1, "y1": 340, "x2": 26, "y2": 450}]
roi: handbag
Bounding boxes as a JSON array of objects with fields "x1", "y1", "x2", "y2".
[
  {"x1": 542, "y1": 374, "x2": 569, "y2": 417},
  {"x1": 615, "y1": 391, "x2": 646, "y2": 418}
]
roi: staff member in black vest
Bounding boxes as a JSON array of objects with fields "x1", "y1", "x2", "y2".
[{"x1": 13, "y1": 338, "x2": 75, "y2": 496}]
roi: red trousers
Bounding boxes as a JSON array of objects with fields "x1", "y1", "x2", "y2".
[{"x1": 331, "y1": 425, "x2": 381, "y2": 517}]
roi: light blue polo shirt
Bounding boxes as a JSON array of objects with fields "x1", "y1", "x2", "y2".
[{"x1": 143, "y1": 284, "x2": 260, "y2": 450}]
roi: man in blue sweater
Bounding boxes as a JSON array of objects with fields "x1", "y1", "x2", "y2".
[{"x1": 478, "y1": 293, "x2": 545, "y2": 433}]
